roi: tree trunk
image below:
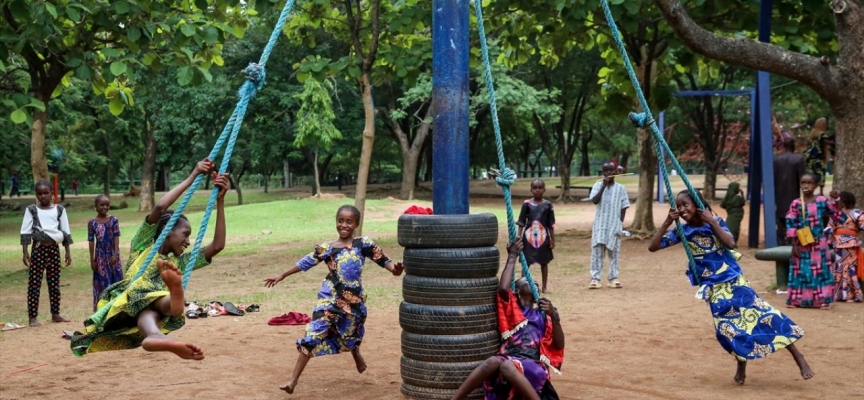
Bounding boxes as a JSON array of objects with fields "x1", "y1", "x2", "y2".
[
  {"x1": 30, "y1": 99, "x2": 50, "y2": 183},
  {"x1": 401, "y1": 148, "x2": 421, "y2": 200},
  {"x1": 139, "y1": 123, "x2": 158, "y2": 212},
  {"x1": 233, "y1": 163, "x2": 246, "y2": 206},
  {"x1": 833, "y1": 101, "x2": 864, "y2": 202},
  {"x1": 704, "y1": 166, "x2": 717, "y2": 200},
  {"x1": 284, "y1": 159, "x2": 291, "y2": 188},
  {"x1": 354, "y1": 73, "x2": 375, "y2": 235},
  {"x1": 630, "y1": 127, "x2": 657, "y2": 232},
  {"x1": 312, "y1": 149, "x2": 321, "y2": 196},
  {"x1": 557, "y1": 163, "x2": 571, "y2": 201}
]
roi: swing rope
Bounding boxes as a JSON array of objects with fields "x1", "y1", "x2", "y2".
[
  {"x1": 127, "y1": 0, "x2": 299, "y2": 289},
  {"x1": 473, "y1": 0, "x2": 541, "y2": 301},
  {"x1": 597, "y1": 0, "x2": 703, "y2": 283}
]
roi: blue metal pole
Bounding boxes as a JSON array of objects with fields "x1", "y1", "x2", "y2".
[
  {"x1": 658, "y1": 111, "x2": 665, "y2": 204},
  {"x1": 431, "y1": 0, "x2": 470, "y2": 214},
  {"x1": 756, "y1": 0, "x2": 777, "y2": 248}
]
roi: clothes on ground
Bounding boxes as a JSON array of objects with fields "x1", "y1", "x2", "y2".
[
  {"x1": 486, "y1": 291, "x2": 562, "y2": 400},
  {"x1": 295, "y1": 237, "x2": 391, "y2": 358},
  {"x1": 70, "y1": 218, "x2": 210, "y2": 356},
  {"x1": 27, "y1": 243, "x2": 62, "y2": 319},
  {"x1": 660, "y1": 217, "x2": 803, "y2": 360},
  {"x1": 719, "y1": 182, "x2": 745, "y2": 241},
  {"x1": 269, "y1": 312, "x2": 311, "y2": 326},
  {"x1": 785, "y1": 196, "x2": 841, "y2": 307},
  {"x1": 831, "y1": 209, "x2": 864, "y2": 302},
  {"x1": 88, "y1": 216, "x2": 124, "y2": 310},
  {"x1": 773, "y1": 152, "x2": 805, "y2": 241},
  {"x1": 403, "y1": 205, "x2": 433, "y2": 215},
  {"x1": 517, "y1": 199, "x2": 555, "y2": 265}
]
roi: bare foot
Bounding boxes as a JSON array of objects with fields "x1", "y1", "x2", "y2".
[
  {"x1": 820, "y1": 304, "x2": 832, "y2": 310},
  {"x1": 734, "y1": 360, "x2": 747, "y2": 385},
  {"x1": 52, "y1": 314, "x2": 70, "y2": 323},
  {"x1": 351, "y1": 348, "x2": 367, "y2": 373},
  {"x1": 142, "y1": 337, "x2": 205, "y2": 360},
  {"x1": 29, "y1": 318, "x2": 40, "y2": 327},
  {"x1": 542, "y1": 287, "x2": 548, "y2": 294},
  {"x1": 157, "y1": 260, "x2": 185, "y2": 316},
  {"x1": 791, "y1": 351, "x2": 815, "y2": 380},
  {"x1": 280, "y1": 380, "x2": 296, "y2": 394}
]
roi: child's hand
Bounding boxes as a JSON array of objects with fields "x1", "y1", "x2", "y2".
[
  {"x1": 698, "y1": 209, "x2": 714, "y2": 224},
  {"x1": 391, "y1": 262, "x2": 404, "y2": 276},
  {"x1": 507, "y1": 238, "x2": 523, "y2": 257},
  {"x1": 65, "y1": 252, "x2": 72, "y2": 267},
  {"x1": 603, "y1": 176, "x2": 614, "y2": 186},
  {"x1": 22, "y1": 253, "x2": 30, "y2": 267},
  {"x1": 213, "y1": 173, "x2": 230, "y2": 199},
  {"x1": 549, "y1": 239, "x2": 555, "y2": 250},
  {"x1": 538, "y1": 298, "x2": 559, "y2": 320},
  {"x1": 263, "y1": 274, "x2": 285, "y2": 288},
  {"x1": 90, "y1": 259, "x2": 98, "y2": 272},
  {"x1": 193, "y1": 158, "x2": 215, "y2": 176},
  {"x1": 666, "y1": 209, "x2": 680, "y2": 222},
  {"x1": 110, "y1": 254, "x2": 120, "y2": 265}
]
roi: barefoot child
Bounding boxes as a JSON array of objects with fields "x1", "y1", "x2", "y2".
[
  {"x1": 588, "y1": 162, "x2": 629, "y2": 289},
  {"x1": 20, "y1": 180, "x2": 73, "y2": 327},
  {"x1": 517, "y1": 179, "x2": 555, "y2": 293},
  {"x1": 263, "y1": 205, "x2": 404, "y2": 394},
  {"x1": 451, "y1": 238, "x2": 564, "y2": 400},
  {"x1": 785, "y1": 173, "x2": 842, "y2": 309},
  {"x1": 649, "y1": 190, "x2": 814, "y2": 384},
  {"x1": 70, "y1": 159, "x2": 229, "y2": 360},
  {"x1": 88, "y1": 195, "x2": 123, "y2": 311}
]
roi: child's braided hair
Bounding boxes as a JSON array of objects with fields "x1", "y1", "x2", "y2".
[{"x1": 155, "y1": 209, "x2": 188, "y2": 238}]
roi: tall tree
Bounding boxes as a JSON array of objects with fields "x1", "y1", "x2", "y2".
[
  {"x1": 293, "y1": 78, "x2": 342, "y2": 196},
  {"x1": 654, "y1": 0, "x2": 862, "y2": 203},
  {"x1": 1, "y1": 1, "x2": 261, "y2": 184}
]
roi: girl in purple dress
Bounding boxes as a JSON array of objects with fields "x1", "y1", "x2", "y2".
[{"x1": 88, "y1": 195, "x2": 123, "y2": 311}]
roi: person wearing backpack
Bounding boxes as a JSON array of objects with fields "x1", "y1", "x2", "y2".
[{"x1": 20, "y1": 180, "x2": 73, "y2": 327}]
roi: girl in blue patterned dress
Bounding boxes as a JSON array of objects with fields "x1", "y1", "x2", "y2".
[
  {"x1": 88, "y1": 195, "x2": 123, "y2": 310},
  {"x1": 264, "y1": 205, "x2": 404, "y2": 394},
  {"x1": 649, "y1": 190, "x2": 814, "y2": 385}
]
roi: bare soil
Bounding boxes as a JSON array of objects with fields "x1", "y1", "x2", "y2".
[{"x1": 1, "y1": 196, "x2": 861, "y2": 400}]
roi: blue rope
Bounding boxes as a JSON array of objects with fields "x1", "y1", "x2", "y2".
[
  {"x1": 473, "y1": 0, "x2": 541, "y2": 302},
  {"x1": 127, "y1": 0, "x2": 298, "y2": 289},
  {"x1": 598, "y1": 0, "x2": 702, "y2": 283}
]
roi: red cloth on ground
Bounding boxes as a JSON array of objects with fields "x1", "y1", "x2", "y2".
[
  {"x1": 268, "y1": 312, "x2": 311, "y2": 326},
  {"x1": 496, "y1": 291, "x2": 564, "y2": 372},
  {"x1": 403, "y1": 205, "x2": 433, "y2": 215}
]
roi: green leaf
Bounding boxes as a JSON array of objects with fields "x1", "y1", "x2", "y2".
[
  {"x1": 110, "y1": 61, "x2": 127, "y2": 76},
  {"x1": 10, "y1": 109, "x2": 27, "y2": 124},
  {"x1": 108, "y1": 98, "x2": 125, "y2": 116},
  {"x1": 598, "y1": 67, "x2": 613, "y2": 78},
  {"x1": 44, "y1": 3, "x2": 58, "y2": 19},
  {"x1": 127, "y1": 27, "x2": 141, "y2": 42},
  {"x1": 195, "y1": 0, "x2": 209, "y2": 10},
  {"x1": 101, "y1": 48, "x2": 121, "y2": 58},
  {"x1": 177, "y1": 66, "x2": 194, "y2": 86},
  {"x1": 28, "y1": 98, "x2": 46, "y2": 111},
  {"x1": 114, "y1": 1, "x2": 130, "y2": 14},
  {"x1": 181, "y1": 24, "x2": 196, "y2": 37},
  {"x1": 66, "y1": 6, "x2": 80, "y2": 21},
  {"x1": 196, "y1": 66, "x2": 213, "y2": 82},
  {"x1": 75, "y1": 64, "x2": 92, "y2": 80}
]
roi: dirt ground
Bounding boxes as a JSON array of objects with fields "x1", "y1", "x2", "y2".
[{"x1": 1, "y1": 197, "x2": 862, "y2": 400}]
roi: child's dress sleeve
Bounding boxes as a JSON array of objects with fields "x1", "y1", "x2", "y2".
[
  {"x1": 659, "y1": 229, "x2": 682, "y2": 249},
  {"x1": 179, "y1": 248, "x2": 211, "y2": 272},
  {"x1": 87, "y1": 220, "x2": 96, "y2": 242},
  {"x1": 547, "y1": 201, "x2": 556, "y2": 230},
  {"x1": 589, "y1": 181, "x2": 602, "y2": 198},
  {"x1": 714, "y1": 217, "x2": 733, "y2": 235},
  {"x1": 297, "y1": 244, "x2": 327, "y2": 271},
  {"x1": 360, "y1": 236, "x2": 392, "y2": 268},
  {"x1": 59, "y1": 207, "x2": 73, "y2": 246},
  {"x1": 785, "y1": 199, "x2": 802, "y2": 239},
  {"x1": 19, "y1": 208, "x2": 33, "y2": 245},
  {"x1": 112, "y1": 216, "x2": 121, "y2": 237},
  {"x1": 619, "y1": 185, "x2": 631, "y2": 210},
  {"x1": 516, "y1": 201, "x2": 529, "y2": 227}
]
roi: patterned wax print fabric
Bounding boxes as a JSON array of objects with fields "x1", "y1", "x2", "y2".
[
  {"x1": 517, "y1": 200, "x2": 555, "y2": 265},
  {"x1": 295, "y1": 237, "x2": 391, "y2": 357},
  {"x1": 27, "y1": 243, "x2": 62, "y2": 319},
  {"x1": 88, "y1": 216, "x2": 124, "y2": 310},
  {"x1": 659, "y1": 217, "x2": 743, "y2": 287},
  {"x1": 484, "y1": 292, "x2": 559, "y2": 400},
  {"x1": 660, "y1": 218, "x2": 804, "y2": 360},
  {"x1": 831, "y1": 209, "x2": 864, "y2": 302},
  {"x1": 785, "y1": 196, "x2": 842, "y2": 307},
  {"x1": 70, "y1": 218, "x2": 210, "y2": 356},
  {"x1": 589, "y1": 182, "x2": 630, "y2": 252},
  {"x1": 804, "y1": 133, "x2": 829, "y2": 183}
]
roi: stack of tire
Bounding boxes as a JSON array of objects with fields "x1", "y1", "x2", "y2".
[{"x1": 398, "y1": 213, "x2": 501, "y2": 400}]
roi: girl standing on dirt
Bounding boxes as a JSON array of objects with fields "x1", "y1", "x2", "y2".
[
  {"x1": 649, "y1": 190, "x2": 814, "y2": 385},
  {"x1": 785, "y1": 173, "x2": 842, "y2": 309},
  {"x1": 829, "y1": 191, "x2": 863, "y2": 302},
  {"x1": 20, "y1": 180, "x2": 73, "y2": 327},
  {"x1": 719, "y1": 182, "x2": 745, "y2": 245},
  {"x1": 451, "y1": 238, "x2": 564, "y2": 400},
  {"x1": 263, "y1": 205, "x2": 404, "y2": 394},
  {"x1": 70, "y1": 158, "x2": 229, "y2": 360},
  {"x1": 88, "y1": 195, "x2": 124, "y2": 311},
  {"x1": 517, "y1": 179, "x2": 555, "y2": 293}
]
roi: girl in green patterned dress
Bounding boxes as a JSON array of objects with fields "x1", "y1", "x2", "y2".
[
  {"x1": 70, "y1": 159, "x2": 229, "y2": 360},
  {"x1": 649, "y1": 190, "x2": 814, "y2": 385}
]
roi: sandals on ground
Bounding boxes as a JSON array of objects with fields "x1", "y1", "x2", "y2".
[
  {"x1": 588, "y1": 280, "x2": 601, "y2": 289},
  {"x1": 609, "y1": 280, "x2": 623, "y2": 289}
]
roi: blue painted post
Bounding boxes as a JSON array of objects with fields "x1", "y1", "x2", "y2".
[
  {"x1": 756, "y1": 0, "x2": 777, "y2": 248},
  {"x1": 657, "y1": 111, "x2": 665, "y2": 204},
  {"x1": 431, "y1": 0, "x2": 470, "y2": 214}
]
